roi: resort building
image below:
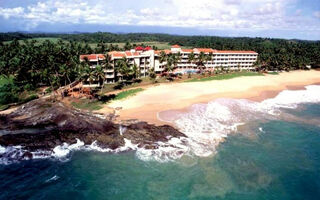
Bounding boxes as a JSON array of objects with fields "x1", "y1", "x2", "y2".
[{"x1": 80, "y1": 45, "x2": 258, "y2": 86}]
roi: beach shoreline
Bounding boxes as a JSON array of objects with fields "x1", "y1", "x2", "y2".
[{"x1": 99, "y1": 70, "x2": 320, "y2": 126}]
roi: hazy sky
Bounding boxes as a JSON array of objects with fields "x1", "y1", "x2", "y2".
[{"x1": 0, "y1": 0, "x2": 320, "y2": 40}]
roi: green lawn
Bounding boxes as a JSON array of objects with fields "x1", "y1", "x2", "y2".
[
  {"x1": 71, "y1": 100, "x2": 103, "y2": 111},
  {"x1": 3, "y1": 37, "x2": 62, "y2": 44},
  {"x1": 89, "y1": 41, "x2": 192, "y2": 50},
  {"x1": 114, "y1": 88, "x2": 144, "y2": 100},
  {"x1": 71, "y1": 88, "x2": 143, "y2": 110},
  {"x1": 5, "y1": 38, "x2": 192, "y2": 50},
  {"x1": 0, "y1": 104, "x2": 9, "y2": 111},
  {"x1": 185, "y1": 72, "x2": 264, "y2": 82},
  {"x1": 267, "y1": 71, "x2": 279, "y2": 75}
]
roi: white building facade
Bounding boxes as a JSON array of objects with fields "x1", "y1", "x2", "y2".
[{"x1": 80, "y1": 45, "x2": 258, "y2": 85}]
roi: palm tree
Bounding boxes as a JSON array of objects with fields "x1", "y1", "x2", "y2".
[
  {"x1": 94, "y1": 65, "x2": 105, "y2": 87},
  {"x1": 148, "y1": 67, "x2": 157, "y2": 83},
  {"x1": 87, "y1": 68, "x2": 96, "y2": 87},
  {"x1": 58, "y1": 64, "x2": 72, "y2": 86},
  {"x1": 131, "y1": 63, "x2": 139, "y2": 79},
  {"x1": 78, "y1": 56, "x2": 91, "y2": 78},
  {"x1": 159, "y1": 51, "x2": 167, "y2": 63},
  {"x1": 116, "y1": 57, "x2": 132, "y2": 81},
  {"x1": 197, "y1": 52, "x2": 206, "y2": 71},
  {"x1": 188, "y1": 52, "x2": 195, "y2": 68},
  {"x1": 166, "y1": 56, "x2": 174, "y2": 73},
  {"x1": 206, "y1": 53, "x2": 213, "y2": 63},
  {"x1": 159, "y1": 51, "x2": 167, "y2": 74},
  {"x1": 171, "y1": 53, "x2": 179, "y2": 70},
  {"x1": 205, "y1": 53, "x2": 212, "y2": 72},
  {"x1": 103, "y1": 53, "x2": 112, "y2": 69},
  {"x1": 237, "y1": 63, "x2": 241, "y2": 72}
]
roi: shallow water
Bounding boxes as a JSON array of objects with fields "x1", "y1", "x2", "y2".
[{"x1": 1, "y1": 87, "x2": 320, "y2": 199}]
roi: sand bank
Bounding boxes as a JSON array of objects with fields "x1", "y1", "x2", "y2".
[{"x1": 98, "y1": 70, "x2": 320, "y2": 125}]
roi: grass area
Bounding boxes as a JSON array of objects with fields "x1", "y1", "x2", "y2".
[
  {"x1": 100, "y1": 77, "x2": 168, "y2": 94},
  {"x1": 71, "y1": 99, "x2": 103, "y2": 111},
  {"x1": 185, "y1": 72, "x2": 264, "y2": 82},
  {"x1": 0, "y1": 104, "x2": 9, "y2": 111},
  {"x1": 71, "y1": 88, "x2": 143, "y2": 111},
  {"x1": 113, "y1": 88, "x2": 144, "y2": 100},
  {"x1": 89, "y1": 41, "x2": 192, "y2": 50},
  {"x1": 4, "y1": 38, "x2": 191, "y2": 50},
  {"x1": 267, "y1": 71, "x2": 279, "y2": 75},
  {"x1": 3, "y1": 37, "x2": 63, "y2": 44}
]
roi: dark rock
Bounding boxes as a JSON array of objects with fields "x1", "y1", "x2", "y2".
[{"x1": 0, "y1": 99, "x2": 185, "y2": 159}]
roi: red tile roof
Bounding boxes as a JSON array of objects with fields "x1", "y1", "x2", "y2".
[
  {"x1": 125, "y1": 51, "x2": 133, "y2": 57},
  {"x1": 133, "y1": 52, "x2": 140, "y2": 56},
  {"x1": 80, "y1": 54, "x2": 105, "y2": 61},
  {"x1": 108, "y1": 51, "x2": 126, "y2": 58},
  {"x1": 172, "y1": 44, "x2": 180, "y2": 48},
  {"x1": 181, "y1": 49, "x2": 193, "y2": 53},
  {"x1": 193, "y1": 48, "x2": 215, "y2": 53},
  {"x1": 135, "y1": 46, "x2": 152, "y2": 51},
  {"x1": 124, "y1": 51, "x2": 140, "y2": 57},
  {"x1": 135, "y1": 46, "x2": 144, "y2": 51},
  {"x1": 155, "y1": 49, "x2": 172, "y2": 55},
  {"x1": 144, "y1": 46, "x2": 152, "y2": 51},
  {"x1": 216, "y1": 50, "x2": 258, "y2": 54}
]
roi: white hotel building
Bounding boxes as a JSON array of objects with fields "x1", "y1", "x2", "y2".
[{"x1": 80, "y1": 45, "x2": 258, "y2": 85}]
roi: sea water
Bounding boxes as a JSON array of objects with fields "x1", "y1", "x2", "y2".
[{"x1": 1, "y1": 86, "x2": 320, "y2": 199}]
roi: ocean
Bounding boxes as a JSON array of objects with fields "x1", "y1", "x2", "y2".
[{"x1": 1, "y1": 85, "x2": 320, "y2": 199}]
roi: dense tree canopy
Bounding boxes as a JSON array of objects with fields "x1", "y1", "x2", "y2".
[{"x1": 0, "y1": 39, "x2": 91, "y2": 90}]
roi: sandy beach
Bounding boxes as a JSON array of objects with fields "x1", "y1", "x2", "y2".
[{"x1": 98, "y1": 70, "x2": 320, "y2": 125}]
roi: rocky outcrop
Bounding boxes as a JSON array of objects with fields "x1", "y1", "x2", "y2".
[{"x1": 0, "y1": 99, "x2": 185, "y2": 158}]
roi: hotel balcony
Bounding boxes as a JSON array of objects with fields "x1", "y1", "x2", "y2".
[
  {"x1": 104, "y1": 68, "x2": 114, "y2": 73},
  {"x1": 106, "y1": 74, "x2": 115, "y2": 78}
]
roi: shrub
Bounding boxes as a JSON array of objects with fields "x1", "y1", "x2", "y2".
[
  {"x1": 23, "y1": 84, "x2": 34, "y2": 91},
  {"x1": 0, "y1": 76, "x2": 19, "y2": 105},
  {"x1": 45, "y1": 87, "x2": 52, "y2": 93},
  {"x1": 20, "y1": 94, "x2": 38, "y2": 104}
]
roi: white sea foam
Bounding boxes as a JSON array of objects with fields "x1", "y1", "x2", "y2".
[
  {"x1": 261, "y1": 85, "x2": 320, "y2": 109},
  {"x1": 136, "y1": 137, "x2": 190, "y2": 162},
  {"x1": 45, "y1": 175, "x2": 60, "y2": 183},
  {"x1": 53, "y1": 139, "x2": 85, "y2": 158},
  {"x1": 0, "y1": 145, "x2": 6, "y2": 154}
]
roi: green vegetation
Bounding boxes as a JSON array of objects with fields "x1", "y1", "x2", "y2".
[
  {"x1": 0, "y1": 76, "x2": 19, "y2": 105},
  {"x1": 0, "y1": 104, "x2": 9, "y2": 111},
  {"x1": 114, "y1": 88, "x2": 144, "y2": 100},
  {"x1": 267, "y1": 71, "x2": 279, "y2": 75},
  {"x1": 70, "y1": 88, "x2": 144, "y2": 110},
  {"x1": 71, "y1": 100, "x2": 103, "y2": 111},
  {"x1": 185, "y1": 72, "x2": 264, "y2": 82},
  {"x1": 0, "y1": 75, "x2": 39, "y2": 109},
  {"x1": 3, "y1": 37, "x2": 62, "y2": 45}
]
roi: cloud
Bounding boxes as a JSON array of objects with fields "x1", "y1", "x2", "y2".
[
  {"x1": 0, "y1": 0, "x2": 319, "y2": 33},
  {"x1": 140, "y1": 8, "x2": 161, "y2": 17},
  {"x1": 314, "y1": 11, "x2": 320, "y2": 18},
  {"x1": 0, "y1": 7, "x2": 24, "y2": 19}
]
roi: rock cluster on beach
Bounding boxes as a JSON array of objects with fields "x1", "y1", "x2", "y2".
[{"x1": 0, "y1": 99, "x2": 185, "y2": 161}]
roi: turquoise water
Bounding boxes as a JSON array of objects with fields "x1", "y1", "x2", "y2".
[{"x1": 1, "y1": 104, "x2": 320, "y2": 199}]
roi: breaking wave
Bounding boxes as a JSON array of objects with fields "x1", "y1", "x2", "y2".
[
  {"x1": 1, "y1": 85, "x2": 320, "y2": 164},
  {"x1": 149, "y1": 85, "x2": 320, "y2": 161},
  {"x1": 0, "y1": 138, "x2": 141, "y2": 165}
]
